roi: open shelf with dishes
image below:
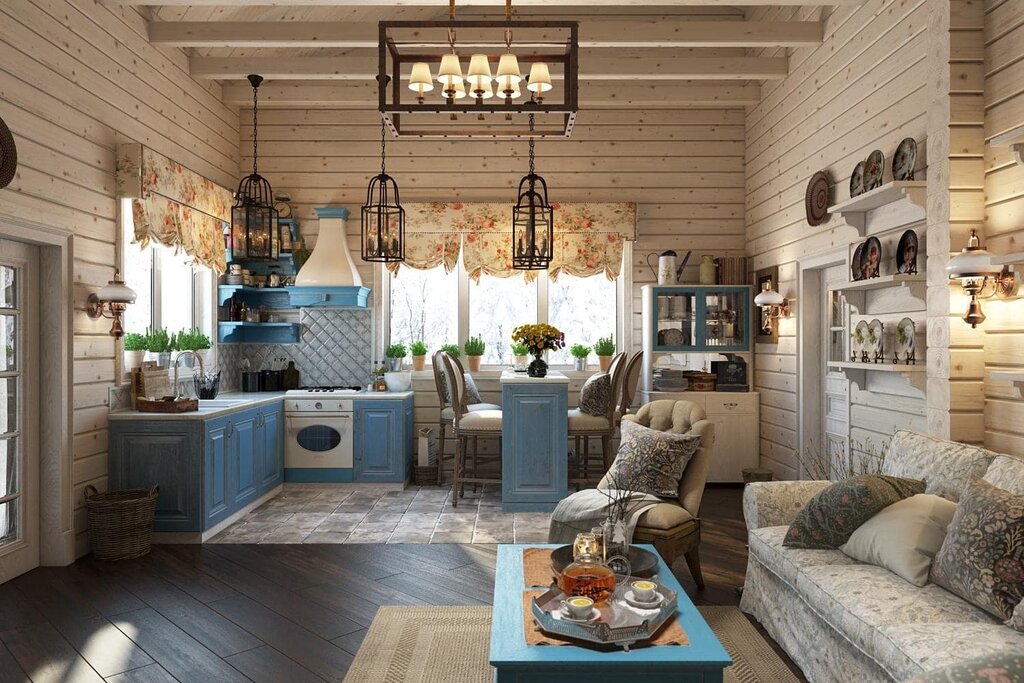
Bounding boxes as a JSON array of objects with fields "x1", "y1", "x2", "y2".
[{"x1": 217, "y1": 321, "x2": 302, "y2": 344}]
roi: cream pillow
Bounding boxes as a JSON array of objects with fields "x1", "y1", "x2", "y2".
[{"x1": 839, "y1": 493, "x2": 957, "y2": 586}]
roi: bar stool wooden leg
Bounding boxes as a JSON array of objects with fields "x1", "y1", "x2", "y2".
[
  {"x1": 437, "y1": 421, "x2": 448, "y2": 486},
  {"x1": 453, "y1": 435, "x2": 465, "y2": 506}
]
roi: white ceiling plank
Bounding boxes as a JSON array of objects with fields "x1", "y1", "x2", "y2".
[
  {"x1": 221, "y1": 80, "x2": 761, "y2": 107},
  {"x1": 190, "y1": 53, "x2": 789, "y2": 81},
  {"x1": 114, "y1": 0, "x2": 858, "y2": 5},
  {"x1": 150, "y1": 20, "x2": 823, "y2": 48}
]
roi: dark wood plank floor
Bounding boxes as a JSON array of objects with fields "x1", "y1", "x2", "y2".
[{"x1": 0, "y1": 485, "x2": 803, "y2": 682}]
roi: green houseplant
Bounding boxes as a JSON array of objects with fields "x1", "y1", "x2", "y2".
[
  {"x1": 440, "y1": 343, "x2": 460, "y2": 358},
  {"x1": 594, "y1": 335, "x2": 616, "y2": 372},
  {"x1": 510, "y1": 341, "x2": 529, "y2": 370},
  {"x1": 570, "y1": 343, "x2": 591, "y2": 371},
  {"x1": 123, "y1": 332, "x2": 147, "y2": 371},
  {"x1": 146, "y1": 327, "x2": 173, "y2": 368},
  {"x1": 410, "y1": 340, "x2": 429, "y2": 371},
  {"x1": 464, "y1": 335, "x2": 486, "y2": 372},
  {"x1": 174, "y1": 328, "x2": 213, "y2": 368},
  {"x1": 385, "y1": 343, "x2": 408, "y2": 371}
]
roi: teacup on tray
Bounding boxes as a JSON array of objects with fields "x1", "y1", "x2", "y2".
[
  {"x1": 560, "y1": 596, "x2": 595, "y2": 619},
  {"x1": 631, "y1": 580, "x2": 658, "y2": 603}
]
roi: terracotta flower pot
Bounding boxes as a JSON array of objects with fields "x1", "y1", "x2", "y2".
[
  {"x1": 412, "y1": 355, "x2": 426, "y2": 371},
  {"x1": 467, "y1": 355, "x2": 482, "y2": 372},
  {"x1": 598, "y1": 354, "x2": 612, "y2": 372}
]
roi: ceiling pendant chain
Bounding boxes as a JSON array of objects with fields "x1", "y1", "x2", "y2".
[
  {"x1": 380, "y1": 121, "x2": 387, "y2": 175},
  {"x1": 251, "y1": 79, "x2": 259, "y2": 175},
  {"x1": 528, "y1": 113, "x2": 536, "y2": 176}
]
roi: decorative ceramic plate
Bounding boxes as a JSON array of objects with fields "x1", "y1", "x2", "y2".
[
  {"x1": 867, "y1": 319, "x2": 884, "y2": 358},
  {"x1": 896, "y1": 229, "x2": 919, "y2": 274},
  {"x1": 0, "y1": 116, "x2": 16, "y2": 189},
  {"x1": 658, "y1": 328, "x2": 685, "y2": 347},
  {"x1": 853, "y1": 321, "x2": 868, "y2": 358},
  {"x1": 850, "y1": 161, "x2": 866, "y2": 198},
  {"x1": 892, "y1": 138, "x2": 917, "y2": 181},
  {"x1": 895, "y1": 317, "x2": 916, "y2": 358},
  {"x1": 805, "y1": 170, "x2": 830, "y2": 226},
  {"x1": 864, "y1": 150, "x2": 885, "y2": 191},
  {"x1": 851, "y1": 242, "x2": 866, "y2": 281},
  {"x1": 861, "y1": 236, "x2": 882, "y2": 279}
]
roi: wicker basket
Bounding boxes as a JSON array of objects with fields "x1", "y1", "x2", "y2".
[
  {"x1": 412, "y1": 465, "x2": 438, "y2": 486},
  {"x1": 84, "y1": 485, "x2": 159, "y2": 561}
]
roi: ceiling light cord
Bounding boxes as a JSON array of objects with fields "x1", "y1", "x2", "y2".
[
  {"x1": 528, "y1": 113, "x2": 535, "y2": 175},
  {"x1": 380, "y1": 120, "x2": 387, "y2": 176},
  {"x1": 251, "y1": 78, "x2": 260, "y2": 175}
]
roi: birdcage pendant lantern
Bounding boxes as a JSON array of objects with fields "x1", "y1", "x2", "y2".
[
  {"x1": 512, "y1": 116, "x2": 554, "y2": 270},
  {"x1": 231, "y1": 74, "x2": 280, "y2": 262},
  {"x1": 361, "y1": 121, "x2": 405, "y2": 263}
]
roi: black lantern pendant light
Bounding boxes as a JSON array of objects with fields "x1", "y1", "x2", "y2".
[
  {"x1": 231, "y1": 74, "x2": 279, "y2": 262},
  {"x1": 512, "y1": 114, "x2": 554, "y2": 270},
  {"x1": 361, "y1": 120, "x2": 405, "y2": 263}
]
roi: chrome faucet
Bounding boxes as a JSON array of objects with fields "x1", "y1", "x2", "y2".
[{"x1": 172, "y1": 351, "x2": 205, "y2": 397}]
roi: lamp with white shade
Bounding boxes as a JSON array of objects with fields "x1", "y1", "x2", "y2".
[
  {"x1": 87, "y1": 269, "x2": 137, "y2": 338},
  {"x1": 754, "y1": 285, "x2": 789, "y2": 333},
  {"x1": 946, "y1": 229, "x2": 1018, "y2": 328},
  {"x1": 407, "y1": 62, "x2": 434, "y2": 104}
]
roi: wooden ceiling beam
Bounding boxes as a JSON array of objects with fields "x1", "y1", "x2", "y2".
[
  {"x1": 191, "y1": 54, "x2": 788, "y2": 81},
  {"x1": 221, "y1": 81, "x2": 760, "y2": 108},
  {"x1": 115, "y1": 0, "x2": 857, "y2": 5},
  {"x1": 150, "y1": 20, "x2": 822, "y2": 49}
]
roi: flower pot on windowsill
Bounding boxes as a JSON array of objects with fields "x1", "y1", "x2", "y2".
[
  {"x1": 573, "y1": 357, "x2": 588, "y2": 372},
  {"x1": 466, "y1": 355, "x2": 482, "y2": 372},
  {"x1": 124, "y1": 350, "x2": 146, "y2": 372},
  {"x1": 597, "y1": 354, "x2": 613, "y2": 372},
  {"x1": 513, "y1": 355, "x2": 529, "y2": 371},
  {"x1": 387, "y1": 357, "x2": 403, "y2": 372},
  {"x1": 412, "y1": 355, "x2": 426, "y2": 371}
]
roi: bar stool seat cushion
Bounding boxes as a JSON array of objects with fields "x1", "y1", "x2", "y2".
[
  {"x1": 441, "y1": 403, "x2": 500, "y2": 421},
  {"x1": 567, "y1": 409, "x2": 611, "y2": 431},
  {"x1": 458, "y1": 410, "x2": 504, "y2": 432}
]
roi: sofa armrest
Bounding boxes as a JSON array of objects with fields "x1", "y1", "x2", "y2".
[{"x1": 742, "y1": 480, "x2": 833, "y2": 530}]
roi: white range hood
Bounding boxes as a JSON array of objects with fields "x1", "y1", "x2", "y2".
[{"x1": 295, "y1": 206, "x2": 363, "y2": 287}]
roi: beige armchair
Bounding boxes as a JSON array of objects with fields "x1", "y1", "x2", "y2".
[{"x1": 599, "y1": 399, "x2": 715, "y2": 588}]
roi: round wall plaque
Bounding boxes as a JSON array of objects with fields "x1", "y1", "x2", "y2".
[
  {"x1": 0, "y1": 116, "x2": 16, "y2": 189},
  {"x1": 805, "y1": 171, "x2": 830, "y2": 226}
]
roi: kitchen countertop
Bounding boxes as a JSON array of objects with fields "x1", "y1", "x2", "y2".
[
  {"x1": 499, "y1": 369, "x2": 570, "y2": 384},
  {"x1": 109, "y1": 389, "x2": 415, "y2": 420}
]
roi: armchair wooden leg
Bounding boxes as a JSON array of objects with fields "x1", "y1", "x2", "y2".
[
  {"x1": 683, "y1": 547, "x2": 705, "y2": 590},
  {"x1": 601, "y1": 435, "x2": 612, "y2": 471},
  {"x1": 437, "y1": 422, "x2": 448, "y2": 486}
]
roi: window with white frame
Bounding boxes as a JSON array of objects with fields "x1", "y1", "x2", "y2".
[
  {"x1": 387, "y1": 249, "x2": 626, "y2": 367},
  {"x1": 120, "y1": 198, "x2": 214, "y2": 343}
]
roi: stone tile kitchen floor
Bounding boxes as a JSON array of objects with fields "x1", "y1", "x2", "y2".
[{"x1": 209, "y1": 483, "x2": 553, "y2": 545}]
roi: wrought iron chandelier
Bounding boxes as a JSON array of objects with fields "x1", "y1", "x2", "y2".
[
  {"x1": 361, "y1": 119, "x2": 405, "y2": 263},
  {"x1": 231, "y1": 74, "x2": 279, "y2": 262},
  {"x1": 378, "y1": 0, "x2": 578, "y2": 138},
  {"x1": 512, "y1": 114, "x2": 554, "y2": 270}
]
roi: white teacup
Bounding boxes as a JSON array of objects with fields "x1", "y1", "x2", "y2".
[
  {"x1": 631, "y1": 580, "x2": 658, "y2": 602},
  {"x1": 560, "y1": 596, "x2": 594, "y2": 619}
]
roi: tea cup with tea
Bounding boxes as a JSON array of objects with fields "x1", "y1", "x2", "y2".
[
  {"x1": 560, "y1": 596, "x2": 595, "y2": 619},
  {"x1": 631, "y1": 580, "x2": 659, "y2": 603}
]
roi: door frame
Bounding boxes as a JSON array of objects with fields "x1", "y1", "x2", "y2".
[
  {"x1": 0, "y1": 213, "x2": 74, "y2": 567},
  {"x1": 796, "y1": 247, "x2": 846, "y2": 480}
]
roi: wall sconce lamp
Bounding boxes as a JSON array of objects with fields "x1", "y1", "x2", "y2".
[
  {"x1": 86, "y1": 269, "x2": 137, "y2": 338},
  {"x1": 754, "y1": 285, "x2": 790, "y2": 333},
  {"x1": 946, "y1": 229, "x2": 1018, "y2": 328}
]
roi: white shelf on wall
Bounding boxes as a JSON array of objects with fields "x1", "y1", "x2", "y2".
[
  {"x1": 827, "y1": 360, "x2": 926, "y2": 391},
  {"x1": 992, "y1": 124, "x2": 1024, "y2": 167},
  {"x1": 828, "y1": 181, "x2": 927, "y2": 234},
  {"x1": 834, "y1": 273, "x2": 926, "y2": 292}
]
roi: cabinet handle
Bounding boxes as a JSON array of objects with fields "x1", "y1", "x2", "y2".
[{"x1": 725, "y1": 402, "x2": 738, "y2": 407}]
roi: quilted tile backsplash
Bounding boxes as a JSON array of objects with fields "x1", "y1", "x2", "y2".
[{"x1": 219, "y1": 308, "x2": 373, "y2": 391}]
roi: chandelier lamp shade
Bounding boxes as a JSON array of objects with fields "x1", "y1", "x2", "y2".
[
  {"x1": 231, "y1": 74, "x2": 280, "y2": 262},
  {"x1": 512, "y1": 114, "x2": 554, "y2": 271},
  {"x1": 378, "y1": 0, "x2": 578, "y2": 138},
  {"x1": 945, "y1": 229, "x2": 1018, "y2": 328},
  {"x1": 361, "y1": 119, "x2": 405, "y2": 263}
]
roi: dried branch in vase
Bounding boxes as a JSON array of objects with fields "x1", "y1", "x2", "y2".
[{"x1": 798, "y1": 437, "x2": 890, "y2": 481}]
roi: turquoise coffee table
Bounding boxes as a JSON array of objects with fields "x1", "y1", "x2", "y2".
[{"x1": 490, "y1": 544, "x2": 732, "y2": 682}]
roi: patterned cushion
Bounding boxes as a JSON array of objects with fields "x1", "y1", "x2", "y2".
[
  {"x1": 578, "y1": 372, "x2": 611, "y2": 416},
  {"x1": 784, "y1": 474, "x2": 925, "y2": 549},
  {"x1": 1011, "y1": 600, "x2": 1024, "y2": 632},
  {"x1": 463, "y1": 373, "x2": 483, "y2": 404},
  {"x1": 884, "y1": 430, "x2": 997, "y2": 501},
  {"x1": 605, "y1": 419, "x2": 701, "y2": 497},
  {"x1": 903, "y1": 651, "x2": 1024, "y2": 683},
  {"x1": 983, "y1": 455, "x2": 1024, "y2": 496},
  {"x1": 930, "y1": 477, "x2": 1024, "y2": 624}
]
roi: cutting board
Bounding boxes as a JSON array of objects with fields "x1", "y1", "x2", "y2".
[{"x1": 131, "y1": 366, "x2": 173, "y2": 409}]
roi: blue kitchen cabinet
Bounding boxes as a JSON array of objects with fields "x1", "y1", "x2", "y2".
[
  {"x1": 258, "y1": 403, "x2": 284, "y2": 491},
  {"x1": 353, "y1": 396, "x2": 413, "y2": 483},
  {"x1": 203, "y1": 415, "x2": 232, "y2": 529},
  {"x1": 500, "y1": 374, "x2": 569, "y2": 512},
  {"x1": 231, "y1": 410, "x2": 260, "y2": 510}
]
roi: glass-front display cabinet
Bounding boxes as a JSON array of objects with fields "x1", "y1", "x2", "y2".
[{"x1": 643, "y1": 285, "x2": 752, "y2": 352}]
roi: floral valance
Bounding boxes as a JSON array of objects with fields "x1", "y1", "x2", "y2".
[
  {"x1": 116, "y1": 143, "x2": 231, "y2": 274},
  {"x1": 389, "y1": 202, "x2": 636, "y2": 282}
]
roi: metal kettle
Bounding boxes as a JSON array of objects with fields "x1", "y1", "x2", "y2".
[{"x1": 646, "y1": 250, "x2": 691, "y2": 285}]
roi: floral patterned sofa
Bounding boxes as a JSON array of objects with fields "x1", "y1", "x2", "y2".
[{"x1": 740, "y1": 430, "x2": 1024, "y2": 682}]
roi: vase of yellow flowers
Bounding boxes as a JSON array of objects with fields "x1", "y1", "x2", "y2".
[{"x1": 511, "y1": 323, "x2": 565, "y2": 378}]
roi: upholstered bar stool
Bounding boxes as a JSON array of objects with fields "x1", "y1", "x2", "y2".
[
  {"x1": 441, "y1": 354, "x2": 503, "y2": 505},
  {"x1": 616, "y1": 351, "x2": 644, "y2": 424},
  {"x1": 432, "y1": 350, "x2": 499, "y2": 485},
  {"x1": 568, "y1": 351, "x2": 626, "y2": 481}
]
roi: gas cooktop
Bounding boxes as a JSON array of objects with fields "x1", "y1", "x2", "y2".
[{"x1": 286, "y1": 385, "x2": 364, "y2": 395}]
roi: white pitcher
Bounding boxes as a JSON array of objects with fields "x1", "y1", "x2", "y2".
[{"x1": 646, "y1": 250, "x2": 678, "y2": 285}]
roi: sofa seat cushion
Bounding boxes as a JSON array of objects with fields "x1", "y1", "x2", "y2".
[
  {"x1": 903, "y1": 649, "x2": 1024, "y2": 683},
  {"x1": 749, "y1": 526, "x2": 860, "y2": 585},
  {"x1": 883, "y1": 430, "x2": 997, "y2": 501},
  {"x1": 797, "y1": 564, "x2": 1004, "y2": 680},
  {"x1": 441, "y1": 403, "x2": 500, "y2": 421},
  {"x1": 880, "y1": 623, "x2": 1024, "y2": 679}
]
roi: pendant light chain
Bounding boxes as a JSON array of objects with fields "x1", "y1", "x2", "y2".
[
  {"x1": 528, "y1": 113, "x2": 535, "y2": 176},
  {"x1": 251, "y1": 78, "x2": 260, "y2": 176},
  {"x1": 380, "y1": 121, "x2": 387, "y2": 176}
]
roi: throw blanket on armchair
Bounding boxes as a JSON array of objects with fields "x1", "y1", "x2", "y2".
[{"x1": 548, "y1": 489, "x2": 662, "y2": 544}]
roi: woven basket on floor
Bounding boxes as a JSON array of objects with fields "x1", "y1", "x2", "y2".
[
  {"x1": 84, "y1": 485, "x2": 159, "y2": 561},
  {"x1": 412, "y1": 465, "x2": 438, "y2": 486}
]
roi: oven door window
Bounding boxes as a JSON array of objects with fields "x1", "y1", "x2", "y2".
[{"x1": 296, "y1": 424, "x2": 343, "y2": 452}]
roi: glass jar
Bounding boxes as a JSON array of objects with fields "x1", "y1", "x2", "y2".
[{"x1": 558, "y1": 551, "x2": 616, "y2": 604}]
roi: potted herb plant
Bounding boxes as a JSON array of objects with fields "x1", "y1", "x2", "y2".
[
  {"x1": 385, "y1": 343, "x2": 408, "y2": 371},
  {"x1": 570, "y1": 343, "x2": 591, "y2": 372},
  {"x1": 511, "y1": 342, "x2": 529, "y2": 371},
  {"x1": 410, "y1": 340, "x2": 428, "y2": 371},
  {"x1": 464, "y1": 335, "x2": 485, "y2": 372},
  {"x1": 175, "y1": 328, "x2": 213, "y2": 367},
  {"x1": 146, "y1": 327, "x2": 173, "y2": 368},
  {"x1": 440, "y1": 343, "x2": 460, "y2": 358},
  {"x1": 123, "y1": 332, "x2": 147, "y2": 372},
  {"x1": 594, "y1": 335, "x2": 616, "y2": 372}
]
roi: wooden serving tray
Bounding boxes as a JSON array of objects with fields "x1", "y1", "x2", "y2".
[{"x1": 136, "y1": 397, "x2": 199, "y2": 413}]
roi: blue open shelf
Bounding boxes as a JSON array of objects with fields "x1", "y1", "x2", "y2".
[
  {"x1": 217, "y1": 285, "x2": 370, "y2": 309},
  {"x1": 217, "y1": 321, "x2": 301, "y2": 344}
]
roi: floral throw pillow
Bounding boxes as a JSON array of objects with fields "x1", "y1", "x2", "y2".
[
  {"x1": 930, "y1": 476, "x2": 1024, "y2": 626},
  {"x1": 783, "y1": 474, "x2": 925, "y2": 549},
  {"x1": 605, "y1": 420, "x2": 701, "y2": 498},
  {"x1": 463, "y1": 373, "x2": 483, "y2": 405},
  {"x1": 578, "y1": 373, "x2": 612, "y2": 417}
]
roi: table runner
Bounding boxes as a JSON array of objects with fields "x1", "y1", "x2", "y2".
[
  {"x1": 522, "y1": 590, "x2": 689, "y2": 647},
  {"x1": 523, "y1": 547, "x2": 559, "y2": 588}
]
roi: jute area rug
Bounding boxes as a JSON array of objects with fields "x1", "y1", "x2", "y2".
[{"x1": 343, "y1": 605, "x2": 801, "y2": 683}]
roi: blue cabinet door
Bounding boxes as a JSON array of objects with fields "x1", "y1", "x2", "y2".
[
  {"x1": 353, "y1": 401, "x2": 403, "y2": 482},
  {"x1": 203, "y1": 417, "x2": 232, "y2": 528},
  {"x1": 259, "y1": 404, "x2": 284, "y2": 493},
  {"x1": 231, "y1": 409, "x2": 260, "y2": 509},
  {"x1": 501, "y1": 384, "x2": 569, "y2": 511}
]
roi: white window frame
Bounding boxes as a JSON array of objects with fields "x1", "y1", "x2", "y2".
[{"x1": 380, "y1": 242, "x2": 632, "y2": 370}]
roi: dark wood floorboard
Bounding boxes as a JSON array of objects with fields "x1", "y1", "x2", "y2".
[{"x1": 0, "y1": 485, "x2": 806, "y2": 682}]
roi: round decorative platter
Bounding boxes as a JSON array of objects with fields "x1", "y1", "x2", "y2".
[
  {"x1": 896, "y1": 229, "x2": 919, "y2": 274},
  {"x1": 850, "y1": 161, "x2": 866, "y2": 198},
  {"x1": 861, "y1": 236, "x2": 882, "y2": 279},
  {"x1": 853, "y1": 321, "x2": 869, "y2": 358},
  {"x1": 863, "y1": 150, "x2": 885, "y2": 191},
  {"x1": 892, "y1": 137, "x2": 917, "y2": 181},
  {"x1": 895, "y1": 318, "x2": 916, "y2": 358},
  {"x1": 867, "y1": 319, "x2": 884, "y2": 358},
  {"x1": 0, "y1": 116, "x2": 17, "y2": 189},
  {"x1": 805, "y1": 170, "x2": 830, "y2": 226},
  {"x1": 851, "y1": 242, "x2": 866, "y2": 281}
]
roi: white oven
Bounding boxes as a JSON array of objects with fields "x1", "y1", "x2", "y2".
[{"x1": 284, "y1": 397, "x2": 354, "y2": 473}]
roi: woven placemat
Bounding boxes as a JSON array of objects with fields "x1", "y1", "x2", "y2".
[
  {"x1": 522, "y1": 590, "x2": 689, "y2": 647},
  {"x1": 523, "y1": 547, "x2": 558, "y2": 588}
]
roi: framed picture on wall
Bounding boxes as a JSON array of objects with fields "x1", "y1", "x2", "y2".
[{"x1": 755, "y1": 265, "x2": 780, "y2": 344}]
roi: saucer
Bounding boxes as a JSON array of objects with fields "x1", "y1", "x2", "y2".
[
  {"x1": 623, "y1": 590, "x2": 663, "y2": 609},
  {"x1": 558, "y1": 606, "x2": 600, "y2": 623}
]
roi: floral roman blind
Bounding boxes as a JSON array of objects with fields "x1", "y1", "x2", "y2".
[
  {"x1": 115, "y1": 143, "x2": 231, "y2": 274},
  {"x1": 391, "y1": 202, "x2": 636, "y2": 282}
]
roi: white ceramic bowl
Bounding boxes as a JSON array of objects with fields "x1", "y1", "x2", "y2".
[{"x1": 384, "y1": 371, "x2": 412, "y2": 392}]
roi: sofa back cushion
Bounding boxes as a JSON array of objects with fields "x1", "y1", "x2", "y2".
[
  {"x1": 883, "y1": 430, "x2": 997, "y2": 501},
  {"x1": 984, "y1": 454, "x2": 1024, "y2": 496}
]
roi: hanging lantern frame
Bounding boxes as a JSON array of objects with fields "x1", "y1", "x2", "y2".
[
  {"x1": 512, "y1": 172, "x2": 554, "y2": 270},
  {"x1": 231, "y1": 74, "x2": 280, "y2": 262},
  {"x1": 361, "y1": 121, "x2": 406, "y2": 263}
]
